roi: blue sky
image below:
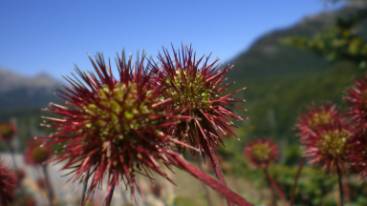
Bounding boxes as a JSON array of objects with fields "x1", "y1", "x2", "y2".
[{"x1": 0, "y1": 0, "x2": 336, "y2": 78}]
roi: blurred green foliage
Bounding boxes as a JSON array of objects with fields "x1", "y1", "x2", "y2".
[
  {"x1": 271, "y1": 164, "x2": 336, "y2": 206},
  {"x1": 283, "y1": 7, "x2": 367, "y2": 68}
]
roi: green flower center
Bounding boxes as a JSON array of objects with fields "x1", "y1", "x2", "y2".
[
  {"x1": 31, "y1": 146, "x2": 49, "y2": 164},
  {"x1": 0, "y1": 124, "x2": 13, "y2": 137},
  {"x1": 309, "y1": 112, "x2": 332, "y2": 128},
  {"x1": 167, "y1": 70, "x2": 212, "y2": 109},
  {"x1": 318, "y1": 129, "x2": 350, "y2": 158},
  {"x1": 82, "y1": 83, "x2": 151, "y2": 140},
  {"x1": 251, "y1": 143, "x2": 272, "y2": 162}
]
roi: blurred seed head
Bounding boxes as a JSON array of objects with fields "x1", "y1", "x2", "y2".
[{"x1": 244, "y1": 139, "x2": 279, "y2": 169}]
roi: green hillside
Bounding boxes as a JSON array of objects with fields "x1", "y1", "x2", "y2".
[
  {"x1": 229, "y1": 5, "x2": 366, "y2": 80},
  {"x1": 227, "y1": 5, "x2": 367, "y2": 143}
]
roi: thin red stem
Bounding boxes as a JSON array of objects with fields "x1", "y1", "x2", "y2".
[
  {"x1": 42, "y1": 164, "x2": 55, "y2": 206},
  {"x1": 264, "y1": 167, "x2": 288, "y2": 206},
  {"x1": 290, "y1": 159, "x2": 305, "y2": 206},
  {"x1": 105, "y1": 184, "x2": 115, "y2": 206},
  {"x1": 342, "y1": 171, "x2": 351, "y2": 202},
  {"x1": 264, "y1": 168, "x2": 277, "y2": 206},
  {"x1": 80, "y1": 170, "x2": 91, "y2": 206},
  {"x1": 169, "y1": 151, "x2": 253, "y2": 206},
  {"x1": 336, "y1": 163, "x2": 345, "y2": 206},
  {"x1": 199, "y1": 161, "x2": 215, "y2": 206},
  {"x1": 6, "y1": 142, "x2": 18, "y2": 169},
  {"x1": 207, "y1": 146, "x2": 233, "y2": 206}
]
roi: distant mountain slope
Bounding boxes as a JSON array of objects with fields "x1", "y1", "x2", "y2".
[
  {"x1": 0, "y1": 69, "x2": 60, "y2": 119},
  {"x1": 0, "y1": 70, "x2": 58, "y2": 92},
  {"x1": 226, "y1": 4, "x2": 367, "y2": 141},
  {"x1": 229, "y1": 4, "x2": 367, "y2": 81}
]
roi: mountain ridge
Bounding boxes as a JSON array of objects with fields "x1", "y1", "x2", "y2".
[
  {"x1": 0, "y1": 69, "x2": 60, "y2": 92},
  {"x1": 0, "y1": 69, "x2": 60, "y2": 115},
  {"x1": 229, "y1": 4, "x2": 367, "y2": 82}
]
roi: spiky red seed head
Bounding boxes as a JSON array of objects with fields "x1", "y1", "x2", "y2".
[
  {"x1": 154, "y1": 46, "x2": 243, "y2": 157},
  {"x1": 296, "y1": 104, "x2": 341, "y2": 142},
  {"x1": 303, "y1": 124, "x2": 351, "y2": 170},
  {"x1": 344, "y1": 76, "x2": 367, "y2": 177},
  {"x1": 346, "y1": 76, "x2": 367, "y2": 130},
  {"x1": 24, "y1": 137, "x2": 51, "y2": 166},
  {"x1": 347, "y1": 133, "x2": 367, "y2": 177},
  {"x1": 43, "y1": 53, "x2": 180, "y2": 199},
  {"x1": 0, "y1": 162, "x2": 16, "y2": 206},
  {"x1": 244, "y1": 139, "x2": 279, "y2": 169},
  {"x1": 297, "y1": 104, "x2": 352, "y2": 170},
  {"x1": 0, "y1": 123, "x2": 16, "y2": 142}
]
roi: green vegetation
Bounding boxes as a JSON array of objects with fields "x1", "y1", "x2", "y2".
[{"x1": 226, "y1": 4, "x2": 367, "y2": 142}]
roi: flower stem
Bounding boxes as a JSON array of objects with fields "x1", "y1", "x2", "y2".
[
  {"x1": 263, "y1": 167, "x2": 288, "y2": 206},
  {"x1": 336, "y1": 163, "x2": 344, "y2": 206},
  {"x1": 199, "y1": 161, "x2": 215, "y2": 206},
  {"x1": 207, "y1": 146, "x2": 233, "y2": 206},
  {"x1": 263, "y1": 168, "x2": 277, "y2": 206},
  {"x1": 169, "y1": 151, "x2": 253, "y2": 206},
  {"x1": 290, "y1": 159, "x2": 305, "y2": 206},
  {"x1": 42, "y1": 164, "x2": 55, "y2": 206},
  {"x1": 342, "y1": 171, "x2": 351, "y2": 202},
  {"x1": 81, "y1": 170, "x2": 91, "y2": 206},
  {"x1": 6, "y1": 142, "x2": 18, "y2": 169},
  {"x1": 105, "y1": 184, "x2": 115, "y2": 206}
]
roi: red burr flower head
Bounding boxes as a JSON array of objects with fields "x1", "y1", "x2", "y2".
[
  {"x1": 0, "y1": 122, "x2": 16, "y2": 142},
  {"x1": 244, "y1": 139, "x2": 279, "y2": 169},
  {"x1": 348, "y1": 134, "x2": 367, "y2": 176},
  {"x1": 297, "y1": 104, "x2": 352, "y2": 170},
  {"x1": 296, "y1": 104, "x2": 342, "y2": 142},
  {"x1": 42, "y1": 53, "x2": 181, "y2": 200},
  {"x1": 303, "y1": 124, "x2": 352, "y2": 170},
  {"x1": 344, "y1": 76, "x2": 367, "y2": 177},
  {"x1": 153, "y1": 45, "x2": 244, "y2": 158},
  {"x1": 346, "y1": 76, "x2": 367, "y2": 130},
  {"x1": 0, "y1": 162, "x2": 16, "y2": 206},
  {"x1": 24, "y1": 137, "x2": 51, "y2": 166}
]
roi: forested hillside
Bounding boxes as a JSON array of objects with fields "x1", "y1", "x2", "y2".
[{"x1": 228, "y1": 4, "x2": 367, "y2": 141}]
